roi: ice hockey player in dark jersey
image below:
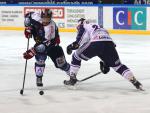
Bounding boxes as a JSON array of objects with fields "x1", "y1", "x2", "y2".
[
  {"x1": 23, "y1": 9, "x2": 70, "y2": 87},
  {"x1": 64, "y1": 18, "x2": 143, "y2": 90}
]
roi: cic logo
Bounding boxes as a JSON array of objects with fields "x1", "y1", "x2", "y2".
[{"x1": 113, "y1": 7, "x2": 146, "y2": 30}]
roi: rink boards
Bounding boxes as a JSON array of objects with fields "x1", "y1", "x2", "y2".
[{"x1": 0, "y1": 4, "x2": 150, "y2": 35}]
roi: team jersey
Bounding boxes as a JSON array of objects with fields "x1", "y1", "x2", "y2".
[
  {"x1": 44, "y1": 20, "x2": 59, "y2": 41},
  {"x1": 76, "y1": 22, "x2": 113, "y2": 47},
  {"x1": 24, "y1": 12, "x2": 60, "y2": 46}
]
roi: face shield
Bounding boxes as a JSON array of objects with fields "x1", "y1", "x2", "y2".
[
  {"x1": 41, "y1": 9, "x2": 52, "y2": 26},
  {"x1": 42, "y1": 17, "x2": 51, "y2": 26},
  {"x1": 24, "y1": 18, "x2": 31, "y2": 27}
]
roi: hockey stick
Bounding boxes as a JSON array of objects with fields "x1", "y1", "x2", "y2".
[
  {"x1": 20, "y1": 38, "x2": 30, "y2": 95},
  {"x1": 77, "y1": 71, "x2": 101, "y2": 82}
]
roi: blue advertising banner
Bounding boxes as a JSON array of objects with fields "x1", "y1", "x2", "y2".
[{"x1": 113, "y1": 7, "x2": 146, "y2": 30}]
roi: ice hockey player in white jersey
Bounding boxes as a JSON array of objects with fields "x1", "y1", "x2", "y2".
[
  {"x1": 64, "y1": 18, "x2": 143, "y2": 90},
  {"x1": 23, "y1": 9, "x2": 70, "y2": 87}
]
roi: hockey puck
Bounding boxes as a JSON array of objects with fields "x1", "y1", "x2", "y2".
[{"x1": 39, "y1": 91, "x2": 44, "y2": 95}]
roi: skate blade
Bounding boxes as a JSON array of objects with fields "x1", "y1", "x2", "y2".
[
  {"x1": 64, "y1": 84, "x2": 78, "y2": 90},
  {"x1": 138, "y1": 87, "x2": 145, "y2": 91},
  {"x1": 37, "y1": 86, "x2": 44, "y2": 94},
  {"x1": 37, "y1": 86, "x2": 43, "y2": 90},
  {"x1": 136, "y1": 85, "x2": 145, "y2": 91}
]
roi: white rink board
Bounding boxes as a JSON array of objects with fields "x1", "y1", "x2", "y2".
[
  {"x1": 65, "y1": 6, "x2": 98, "y2": 28},
  {"x1": 0, "y1": 6, "x2": 24, "y2": 27},
  {"x1": 103, "y1": 7, "x2": 113, "y2": 29},
  {"x1": 146, "y1": 7, "x2": 150, "y2": 30},
  {"x1": 103, "y1": 6, "x2": 150, "y2": 30},
  {"x1": 0, "y1": 6, "x2": 98, "y2": 29}
]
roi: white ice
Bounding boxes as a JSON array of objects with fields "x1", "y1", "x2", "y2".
[{"x1": 0, "y1": 31, "x2": 150, "y2": 113}]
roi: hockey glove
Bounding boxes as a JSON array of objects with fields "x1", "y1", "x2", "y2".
[
  {"x1": 24, "y1": 27, "x2": 32, "y2": 39},
  {"x1": 55, "y1": 37, "x2": 60, "y2": 45},
  {"x1": 67, "y1": 42, "x2": 79, "y2": 55},
  {"x1": 100, "y1": 61, "x2": 110, "y2": 74},
  {"x1": 50, "y1": 37, "x2": 60, "y2": 46},
  {"x1": 67, "y1": 45, "x2": 73, "y2": 55},
  {"x1": 23, "y1": 47, "x2": 36, "y2": 59}
]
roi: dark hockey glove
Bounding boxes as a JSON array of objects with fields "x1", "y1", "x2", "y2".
[
  {"x1": 55, "y1": 37, "x2": 60, "y2": 45},
  {"x1": 50, "y1": 37, "x2": 60, "y2": 46},
  {"x1": 67, "y1": 42, "x2": 79, "y2": 55},
  {"x1": 100, "y1": 61, "x2": 110, "y2": 74},
  {"x1": 23, "y1": 47, "x2": 36, "y2": 59},
  {"x1": 24, "y1": 27, "x2": 32, "y2": 39},
  {"x1": 67, "y1": 45, "x2": 72, "y2": 55}
]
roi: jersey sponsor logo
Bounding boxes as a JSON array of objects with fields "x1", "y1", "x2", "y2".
[
  {"x1": 24, "y1": 7, "x2": 65, "y2": 19},
  {"x1": 113, "y1": 7, "x2": 146, "y2": 30}
]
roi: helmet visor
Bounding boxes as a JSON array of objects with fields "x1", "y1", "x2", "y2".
[
  {"x1": 42, "y1": 17, "x2": 50, "y2": 23},
  {"x1": 42, "y1": 17, "x2": 50, "y2": 25}
]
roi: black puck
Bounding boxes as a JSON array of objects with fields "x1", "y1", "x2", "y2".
[{"x1": 39, "y1": 90, "x2": 44, "y2": 95}]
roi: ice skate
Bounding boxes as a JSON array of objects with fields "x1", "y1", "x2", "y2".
[
  {"x1": 130, "y1": 78, "x2": 144, "y2": 91},
  {"x1": 36, "y1": 77, "x2": 43, "y2": 87},
  {"x1": 64, "y1": 73, "x2": 77, "y2": 86}
]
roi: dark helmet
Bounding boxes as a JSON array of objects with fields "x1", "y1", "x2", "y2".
[
  {"x1": 78, "y1": 18, "x2": 86, "y2": 24},
  {"x1": 76, "y1": 18, "x2": 87, "y2": 30},
  {"x1": 41, "y1": 9, "x2": 52, "y2": 20}
]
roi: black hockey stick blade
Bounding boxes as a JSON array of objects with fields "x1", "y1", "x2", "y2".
[
  {"x1": 138, "y1": 86, "x2": 145, "y2": 91},
  {"x1": 20, "y1": 89, "x2": 24, "y2": 95},
  {"x1": 78, "y1": 72, "x2": 101, "y2": 82}
]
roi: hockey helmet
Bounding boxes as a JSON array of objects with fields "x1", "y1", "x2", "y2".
[
  {"x1": 76, "y1": 18, "x2": 86, "y2": 30},
  {"x1": 78, "y1": 18, "x2": 86, "y2": 25}
]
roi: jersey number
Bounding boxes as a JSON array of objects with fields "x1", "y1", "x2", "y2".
[{"x1": 92, "y1": 25, "x2": 100, "y2": 31}]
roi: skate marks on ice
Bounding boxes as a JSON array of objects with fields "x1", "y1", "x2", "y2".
[
  {"x1": 0, "y1": 90, "x2": 150, "y2": 113},
  {"x1": 0, "y1": 79, "x2": 150, "y2": 113},
  {"x1": 0, "y1": 75, "x2": 150, "y2": 94}
]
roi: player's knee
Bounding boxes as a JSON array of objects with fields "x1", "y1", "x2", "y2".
[{"x1": 34, "y1": 43, "x2": 46, "y2": 53}]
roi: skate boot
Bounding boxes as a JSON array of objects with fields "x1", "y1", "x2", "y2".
[
  {"x1": 130, "y1": 77, "x2": 143, "y2": 90},
  {"x1": 36, "y1": 77, "x2": 43, "y2": 87},
  {"x1": 64, "y1": 73, "x2": 77, "y2": 86}
]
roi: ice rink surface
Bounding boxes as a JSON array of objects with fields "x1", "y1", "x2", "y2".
[{"x1": 0, "y1": 31, "x2": 150, "y2": 113}]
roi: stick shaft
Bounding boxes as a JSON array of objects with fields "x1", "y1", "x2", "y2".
[
  {"x1": 20, "y1": 39, "x2": 30, "y2": 94},
  {"x1": 78, "y1": 72, "x2": 101, "y2": 82}
]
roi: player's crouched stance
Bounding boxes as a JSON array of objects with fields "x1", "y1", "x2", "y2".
[
  {"x1": 64, "y1": 18, "x2": 143, "y2": 90},
  {"x1": 23, "y1": 9, "x2": 70, "y2": 87}
]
